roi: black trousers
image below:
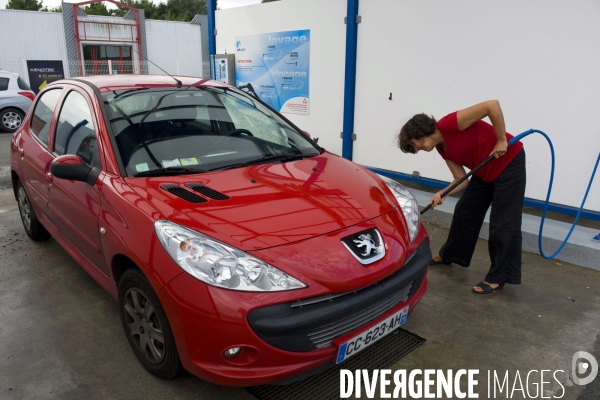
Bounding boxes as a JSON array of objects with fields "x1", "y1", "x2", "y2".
[{"x1": 439, "y1": 149, "x2": 526, "y2": 286}]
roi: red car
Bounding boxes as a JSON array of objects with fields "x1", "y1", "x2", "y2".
[{"x1": 10, "y1": 75, "x2": 430, "y2": 386}]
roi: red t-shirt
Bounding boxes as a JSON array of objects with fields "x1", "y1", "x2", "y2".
[{"x1": 435, "y1": 112, "x2": 523, "y2": 182}]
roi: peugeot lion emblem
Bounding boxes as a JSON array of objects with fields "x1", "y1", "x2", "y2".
[
  {"x1": 353, "y1": 234, "x2": 379, "y2": 257},
  {"x1": 341, "y1": 229, "x2": 385, "y2": 265}
]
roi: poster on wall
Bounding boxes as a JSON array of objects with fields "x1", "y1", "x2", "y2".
[
  {"x1": 26, "y1": 60, "x2": 65, "y2": 94},
  {"x1": 235, "y1": 29, "x2": 310, "y2": 115}
]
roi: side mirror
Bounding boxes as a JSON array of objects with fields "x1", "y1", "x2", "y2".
[{"x1": 50, "y1": 155, "x2": 92, "y2": 183}]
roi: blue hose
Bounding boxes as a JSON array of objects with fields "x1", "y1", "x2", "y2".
[{"x1": 509, "y1": 129, "x2": 600, "y2": 259}]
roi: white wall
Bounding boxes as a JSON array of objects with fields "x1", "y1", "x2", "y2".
[
  {"x1": 146, "y1": 19, "x2": 203, "y2": 78},
  {"x1": 0, "y1": 11, "x2": 205, "y2": 82},
  {"x1": 0, "y1": 10, "x2": 70, "y2": 82},
  {"x1": 217, "y1": 0, "x2": 600, "y2": 211},
  {"x1": 353, "y1": 0, "x2": 600, "y2": 211},
  {"x1": 216, "y1": 0, "x2": 347, "y2": 155}
]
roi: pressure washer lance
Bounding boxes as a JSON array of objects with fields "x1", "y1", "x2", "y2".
[
  {"x1": 420, "y1": 134, "x2": 525, "y2": 215},
  {"x1": 238, "y1": 83, "x2": 259, "y2": 99},
  {"x1": 420, "y1": 156, "x2": 499, "y2": 215}
]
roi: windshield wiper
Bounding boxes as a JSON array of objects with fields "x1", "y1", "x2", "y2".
[
  {"x1": 133, "y1": 166, "x2": 206, "y2": 177},
  {"x1": 209, "y1": 153, "x2": 308, "y2": 172}
]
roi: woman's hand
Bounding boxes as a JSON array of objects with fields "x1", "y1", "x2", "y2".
[
  {"x1": 429, "y1": 192, "x2": 445, "y2": 209},
  {"x1": 491, "y1": 138, "x2": 508, "y2": 158}
]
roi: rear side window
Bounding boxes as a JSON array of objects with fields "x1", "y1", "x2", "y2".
[
  {"x1": 17, "y1": 77, "x2": 31, "y2": 91},
  {"x1": 30, "y1": 89, "x2": 62, "y2": 145},
  {"x1": 0, "y1": 78, "x2": 9, "y2": 91},
  {"x1": 54, "y1": 91, "x2": 97, "y2": 167}
]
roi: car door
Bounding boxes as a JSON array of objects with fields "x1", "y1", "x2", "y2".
[
  {"x1": 16, "y1": 87, "x2": 63, "y2": 221},
  {"x1": 47, "y1": 87, "x2": 108, "y2": 274}
]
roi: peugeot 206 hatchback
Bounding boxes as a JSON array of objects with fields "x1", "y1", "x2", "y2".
[{"x1": 10, "y1": 75, "x2": 430, "y2": 386}]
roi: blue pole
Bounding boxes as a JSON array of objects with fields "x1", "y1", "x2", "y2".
[
  {"x1": 207, "y1": 0, "x2": 217, "y2": 79},
  {"x1": 342, "y1": 0, "x2": 359, "y2": 160}
]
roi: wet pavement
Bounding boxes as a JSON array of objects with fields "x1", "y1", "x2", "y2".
[
  {"x1": 0, "y1": 133, "x2": 13, "y2": 191},
  {"x1": 0, "y1": 185, "x2": 599, "y2": 399}
]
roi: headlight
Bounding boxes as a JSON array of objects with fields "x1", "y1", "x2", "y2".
[
  {"x1": 154, "y1": 220, "x2": 306, "y2": 292},
  {"x1": 377, "y1": 174, "x2": 420, "y2": 242}
]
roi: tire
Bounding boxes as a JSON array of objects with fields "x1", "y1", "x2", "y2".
[
  {"x1": 0, "y1": 108, "x2": 25, "y2": 133},
  {"x1": 118, "y1": 269, "x2": 181, "y2": 379},
  {"x1": 16, "y1": 181, "x2": 51, "y2": 241}
]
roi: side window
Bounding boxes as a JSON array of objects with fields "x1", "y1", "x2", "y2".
[
  {"x1": 0, "y1": 78, "x2": 9, "y2": 91},
  {"x1": 17, "y1": 77, "x2": 32, "y2": 91},
  {"x1": 30, "y1": 89, "x2": 62, "y2": 146},
  {"x1": 54, "y1": 91, "x2": 97, "y2": 167}
]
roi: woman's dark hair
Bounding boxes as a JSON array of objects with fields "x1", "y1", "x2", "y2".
[{"x1": 397, "y1": 113, "x2": 437, "y2": 154}]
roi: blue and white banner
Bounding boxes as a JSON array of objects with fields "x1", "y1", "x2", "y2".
[{"x1": 235, "y1": 29, "x2": 310, "y2": 115}]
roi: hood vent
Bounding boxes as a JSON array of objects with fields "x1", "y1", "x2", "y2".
[
  {"x1": 186, "y1": 184, "x2": 230, "y2": 200},
  {"x1": 161, "y1": 185, "x2": 207, "y2": 203}
]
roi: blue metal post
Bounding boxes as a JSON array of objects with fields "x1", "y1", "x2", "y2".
[
  {"x1": 342, "y1": 0, "x2": 359, "y2": 160},
  {"x1": 207, "y1": 0, "x2": 217, "y2": 79}
]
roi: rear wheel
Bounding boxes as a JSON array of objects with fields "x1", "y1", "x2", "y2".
[
  {"x1": 17, "y1": 181, "x2": 50, "y2": 241},
  {"x1": 118, "y1": 269, "x2": 181, "y2": 379},
  {"x1": 0, "y1": 108, "x2": 24, "y2": 133}
]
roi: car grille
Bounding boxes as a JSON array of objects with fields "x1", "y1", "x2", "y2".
[
  {"x1": 306, "y1": 282, "x2": 413, "y2": 348},
  {"x1": 247, "y1": 239, "x2": 431, "y2": 353}
]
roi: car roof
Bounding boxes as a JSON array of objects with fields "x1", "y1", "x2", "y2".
[
  {"x1": 61, "y1": 74, "x2": 230, "y2": 92},
  {"x1": 0, "y1": 71, "x2": 17, "y2": 78}
]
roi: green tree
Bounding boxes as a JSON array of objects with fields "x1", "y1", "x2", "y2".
[
  {"x1": 5, "y1": 0, "x2": 43, "y2": 11},
  {"x1": 113, "y1": 0, "x2": 166, "y2": 19},
  {"x1": 40, "y1": 4, "x2": 62, "y2": 12},
  {"x1": 82, "y1": 2, "x2": 113, "y2": 16},
  {"x1": 165, "y1": 0, "x2": 206, "y2": 21}
]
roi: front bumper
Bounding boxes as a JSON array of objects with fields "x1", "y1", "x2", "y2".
[
  {"x1": 248, "y1": 239, "x2": 429, "y2": 352},
  {"x1": 157, "y1": 227, "x2": 431, "y2": 387}
]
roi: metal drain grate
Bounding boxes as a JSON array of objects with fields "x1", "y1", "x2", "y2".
[{"x1": 247, "y1": 328, "x2": 425, "y2": 400}]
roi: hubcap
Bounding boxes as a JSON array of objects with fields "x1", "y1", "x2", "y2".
[
  {"x1": 123, "y1": 288, "x2": 165, "y2": 364},
  {"x1": 2, "y1": 112, "x2": 22, "y2": 130},
  {"x1": 18, "y1": 187, "x2": 31, "y2": 231}
]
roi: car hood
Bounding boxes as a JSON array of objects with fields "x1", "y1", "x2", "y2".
[{"x1": 125, "y1": 152, "x2": 400, "y2": 251}]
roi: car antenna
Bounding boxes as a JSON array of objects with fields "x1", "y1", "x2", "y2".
[{"x1": 130, "y1": 48, "x2": 182, "y2": 87}]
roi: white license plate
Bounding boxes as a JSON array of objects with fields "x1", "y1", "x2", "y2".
[{"x1": 335, "y1": 306, "x2": 409, "y2": 364}]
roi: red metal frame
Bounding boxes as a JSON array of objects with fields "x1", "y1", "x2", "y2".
[{"x1": 72, "y1": 0, "x2": 143, "y2": 76}]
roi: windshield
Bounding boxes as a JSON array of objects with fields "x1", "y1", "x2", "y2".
[{"x1": 101, "y1": 86, "x2": 321, "y2": 176}]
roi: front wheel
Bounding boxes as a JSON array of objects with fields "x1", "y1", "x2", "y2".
[
  {"x1": 0, "y1": 108, "x2": 25, "y2": 133},
  {"x1": 118, "y1": 269, "x2": 181, "y2": 379}
]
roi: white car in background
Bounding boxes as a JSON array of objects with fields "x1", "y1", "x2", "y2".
[{"x1": 0, "y1": 70, "x2": 35, "y2": 133}]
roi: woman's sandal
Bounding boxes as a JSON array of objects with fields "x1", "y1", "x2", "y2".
[
  {"x1": 472, "y1": 281, "x2": 504, "y2": 294},
  {"x1": 429, "y1": 257, "x2": 451, "y2": 266}
]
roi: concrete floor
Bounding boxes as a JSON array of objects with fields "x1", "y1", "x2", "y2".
[
  {"x1": 0, "y1": 186, "x2": 599, "y2": 399},
  {"x1": 0, "y1": 133, "x2": 13, "y2": 190}
]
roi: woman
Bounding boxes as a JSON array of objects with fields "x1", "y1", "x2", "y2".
[{"x1": 397, "y1": 100, "x2": 526, "y2": 294}]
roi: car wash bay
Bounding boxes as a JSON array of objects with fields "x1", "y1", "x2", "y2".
[{"x1": 0, "y1": 182, "x2": 599, "y2": 398}]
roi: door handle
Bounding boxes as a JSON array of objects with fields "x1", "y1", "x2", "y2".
[{"x1": 19, "y1": 147, "x2": 24, "y2": 157}]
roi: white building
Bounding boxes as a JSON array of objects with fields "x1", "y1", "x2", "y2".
[{"x1": 0, "y1": 1, "x2": 208, "y2": 86}]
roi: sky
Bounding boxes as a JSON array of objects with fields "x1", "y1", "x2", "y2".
[{"x1": 0, "y1": 0, "x2": 262, "y2": 11}]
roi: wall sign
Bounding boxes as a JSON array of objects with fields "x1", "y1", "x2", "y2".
[
  {"x1": 26, "y1": 60, "x2": 65, "y2": 93},
  {"x1": 235, "y1": 29, "x2": 310, "y2": 115}
]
